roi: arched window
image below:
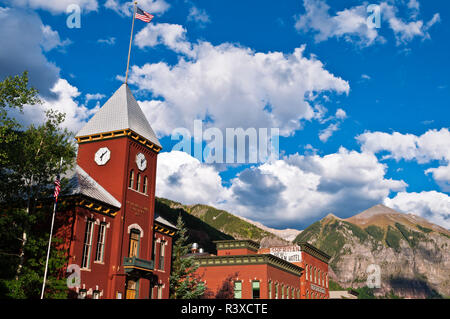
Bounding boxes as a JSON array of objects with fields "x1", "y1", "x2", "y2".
[
  {"x1": 129, "y1": 170, "x2": 134, "y2": 189},
  {"x1": 143, "y1": 176, "x2": 148, "y2": 194},
  {"x1": 129, "y1": 229, "x2": 141, "y2": 258},
  {"x1": 136, "y1": 173, "x2": 141, "y2": 191}
]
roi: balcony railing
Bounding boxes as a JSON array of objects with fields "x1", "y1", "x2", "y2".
[{"x1": 123, "y1": 256, "x2": 154, "y2": 275}]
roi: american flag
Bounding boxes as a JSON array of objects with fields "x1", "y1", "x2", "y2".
[
  {"x1": 54, "y1": 176, "x2": 61, "y2": 203},
  {"x1": 135, "y1": 7, "x2": 154, "y2": 23}
]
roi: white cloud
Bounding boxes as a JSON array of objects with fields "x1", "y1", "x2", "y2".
[
  {"x1": 85, "y1": 93, "x2": 106, "y2": 103},
  {"x1": 319, "y1": 123, "x2": 339, "y2": 142},
  {"x1": 11, "y1": 78, "x2": 99, "y2": 133},
  {"x1": 187, "y1": 5, "x2": 211, "y2": 28},
  {"x1": 8, "y1": 0, "x2": 98, "y2": 14},
  {"x1": 156, "y1": 151, "x2": 229, "y2": 206},
  {"x1": 134, "y1": 23, "x2": 193, "y2": 56},
  {"x1": 385, "y1": 191, "x2": 450, "y2": 229},
  {"x1": 357, "y1": 128, "x2": 450, "y2": 192},
  {"x1": 97, "y1": 37, "x2": 116, "y2": 45},
  {"x1": 295, "y1": 0, "x2": 381, "y2": 46},
  {"x1": 426, "y1": 165, "x2": 450, "y2": 192},
  {"x1": 224, "y1": 147, "x2": 407, "y2": 228},
  {"x1": 155, "y1": 147, "x2": 407, "y2": 228},
  {"x1": 295, "y1": 0, "x2": 440, "y2": 46},
  {"x1": 335, "y1": 108, "x2": 347, "y2": 120},
  {"x1": 129, "y1": 24, "x2": 349, "y2": 137},
  {"x1": 41, "y1": 24, "x2": 72, "y2": 52},
  {"x1": 105, "y1": 0, "x2": 169, "y2": 16}
]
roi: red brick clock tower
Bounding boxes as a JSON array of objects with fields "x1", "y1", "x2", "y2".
[{"x1": 62, "y1": 83, "x2": 175, "y2": 299}]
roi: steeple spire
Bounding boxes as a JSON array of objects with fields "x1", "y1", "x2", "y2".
[{"x1": 76, "y1": 84, "x2": 161, "y2": 150}]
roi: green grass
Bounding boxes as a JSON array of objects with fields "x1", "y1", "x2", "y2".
[
  {"x1": 416, "y1": 224, "x2": 433, "y2": 234},
  {"x1": 385, "y1": 226, "x2": 403, "y2": 251},
  {"x1": 365, "y1": 225, "x2": 385, "y2": 242}
]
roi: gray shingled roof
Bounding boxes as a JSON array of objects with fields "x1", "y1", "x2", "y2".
[
  {"x1": 154, "y1": 213, "x2": 177, "y2": 229},
  {"x1": 66, "y1": 165, "x2": 122, "y2": 209},
  {"x1": 76, "y1": 83, "x2": 161, "y2": 148}
]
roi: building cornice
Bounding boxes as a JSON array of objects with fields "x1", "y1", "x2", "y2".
[
  {"x1": 297, "y1": 242, "x2": 331, "y2": 263},
  {"x1": 214, "y1": 239, "x2": 260, "y2": 252},
  {"x1": 194, "y1": 253, "x2": 304, "y2": 277},
  {"x1": 75, "y1": 129, "x2": 162, "y2": 153}
]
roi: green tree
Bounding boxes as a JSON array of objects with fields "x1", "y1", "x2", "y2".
[
  {"x1": 169, "y1": 215, "x2": 206, "y2": 299},
  {"x1": 0, "y1": 72, "x2": 76, "y2": 298}
]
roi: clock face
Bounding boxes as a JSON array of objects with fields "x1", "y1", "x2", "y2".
[
  {"x1": 136, "y1": 153, "x2": 147, "y2": 171},
  {"x1": 94, "y1": 147, "x2": 111, "y2": 166}
]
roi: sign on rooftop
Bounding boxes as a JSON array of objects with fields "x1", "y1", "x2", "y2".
[{"x1": 269, "y1": 246, "x2": 302, "y2": 263}]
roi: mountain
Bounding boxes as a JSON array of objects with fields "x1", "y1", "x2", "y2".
[
  {"x1": 294, "y1": 204, "x2": 450, "y2": 298},
  {"x1": 238, "y1": 216, "x2": 302, "y2": 242},
  {"x1": 155, "y1": 197, "x2": 288, "y2": 252}
]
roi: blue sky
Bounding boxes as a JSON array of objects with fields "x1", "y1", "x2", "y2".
[{"x1": 1, "y1": 0, "x2": 449, "y2": 230}]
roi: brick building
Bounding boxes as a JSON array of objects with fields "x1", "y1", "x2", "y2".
[
  {"x1": 194, "y1": 240, "x2": 330, "y2": 299},
  {"x1": 55, "y1": 83, "x2": 175, "y2": 299}
]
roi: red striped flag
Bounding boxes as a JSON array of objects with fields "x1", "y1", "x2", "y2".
[
  {"x1": 54, "y1": 176, "x2": 61, "y2": 203},
  {"x1": 136, "y1": 7, "x2": 154, "y2": 23}
]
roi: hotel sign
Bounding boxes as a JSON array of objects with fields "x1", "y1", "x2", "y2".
[
  {"x1": 310, "y1": 284, "x2": 326, "y2": 294},
  {"x1": 269, "y1": 246, "x2": 302, "y2": 263}
]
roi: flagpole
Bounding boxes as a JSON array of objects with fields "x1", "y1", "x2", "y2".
[
  {"x1": 41, "y1": 157, "x2": 63, "y2": 299},
  {"x1": 125, "y1": 1, "x2": 138, "y2": 84}
]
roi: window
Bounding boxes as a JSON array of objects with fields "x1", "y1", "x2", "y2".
[
  {"x1": 153, "y1": 240, "x2": 157, "y2": 267},
  {"x1": 309, "y1": 266, "x2": 312, "y2": 281},
  {"x1": 305, "y1": 264, "x2": 308, "y2": 281},
  {"x1": 286, "y1": 287, "x2": 290, "y2": 299},
  {"x1": 157, "y1": 285, "x2": 163, "y2": 299},
  {"x1": 234, "y1": 281, "x2": 242, "y2": 299},
  {"x1": 95, "y1": 223, "x2": 106, "y2": 263},
  {"x1": 281, "y1": 285, "x2": 285, "y2": 299},
  {"x1": 252, "y1": 281, "x2": 260, "y2": 299},
  {"x1": 306, "y1": 290, "x2": 309, "y2": 299},
  {"x1": 275, "y1": 283, "x2": 279, "y2": 299},
  {"x1": 326, "y1": 274, "x2": 329, "y2": 288},
  {"x1": 136, "y1": 173, "x2": 141, "y2": 191},
  {"x1": 126, "y1": 279, "x2": 138, "y2": 299},
  {"x1": 268, "y1": 281, "x2": 272, "y2": 299},
  {"x1": 81, "y1": 219, "x2": 94, "y2": 269},
  {"x1": 159, "y1": 241, "x2": 165, "y2": 271},
  {"x1": 129, "y1": 170, "x2": 134, "y2": 188},
  {"x1": 318, "y1": 270, "x2": 321, "y2": 286},
  {"x1": 129, "y1": 229, "x2": 140, "y2": 258},
  {"x1": 143, "y1": 176, "x2": 148, "y2": 194},
  {"x1": 78, "y1": 289, "x2": 87, "y2": 299},
  {"x1": 93, "y1": 290, "x2": 100, "y2": 299}
]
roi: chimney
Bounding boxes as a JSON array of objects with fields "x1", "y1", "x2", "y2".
[{"x1": 191, "y1": 243, "x2": 199, "y2": 254}]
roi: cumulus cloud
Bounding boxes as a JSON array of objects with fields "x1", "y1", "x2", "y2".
[
  {"x1": 129, "y1": 23, "x2": 349, "y2": 138},
  {"x1": 295, "y1": 0, "x2": 381, "y2": 46},
  {"x1": 385, "y1": 191, "x2": 450, "y2": 229},
  {"x1": 156, "y1": 148, "x2": 407, "y2": 229},
  {"x1": 357, "y1": 128, "x2": 450, "y2": 192},
  {"x1": 105, "y1": 0, "x2": 169, "y2": 16},
  {"x1": 156, "y1": 151, "x2": 229, "y2": 206},
  {"x1": 6, "y1": 0, "x2": 98, "y2": 14},
  {"x1": 295, "y1": 0, "x2": 440, "y2": 46},
  {"x1": 187, "y1": 5, "x2": 211, "y2": 28},
  {"x1": 0, "y1": 7, "x2": 60, "y2": 97},
  {"x1": 10, "y1": 78, "x2": 99, "y2": 133}
]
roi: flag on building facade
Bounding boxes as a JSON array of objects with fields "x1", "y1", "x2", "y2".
[{"x1": 136, "y1": 7, "x2": 154, "y2": 23}]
